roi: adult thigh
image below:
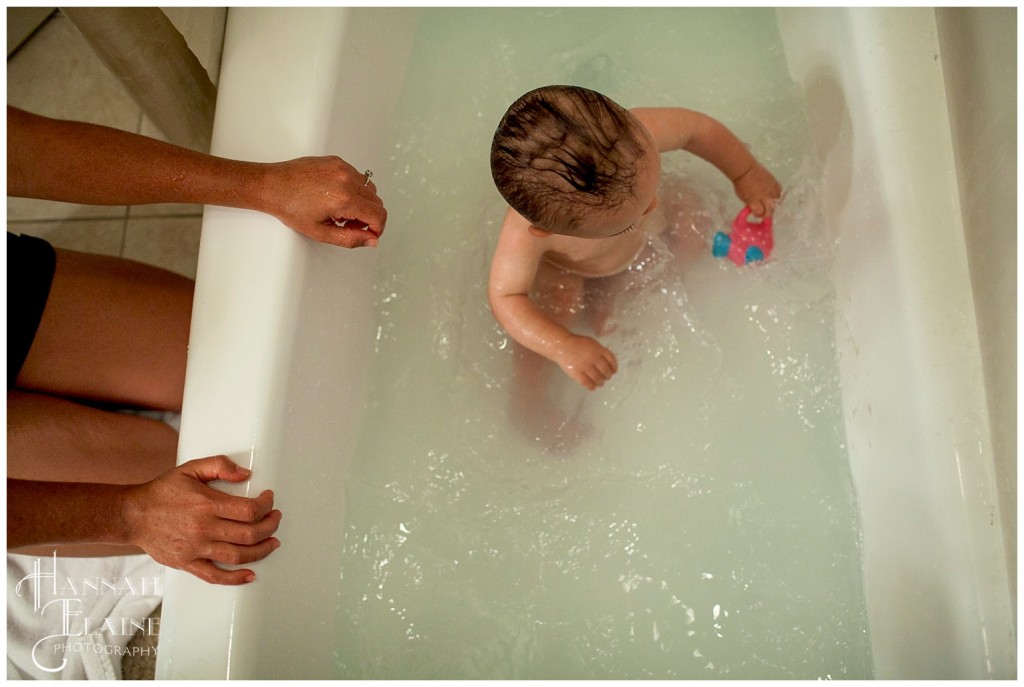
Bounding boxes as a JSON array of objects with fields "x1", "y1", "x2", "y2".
[
  {"x1": 15, "y1": 248, "x2": 194, "y2": 411},
  {"x1": 7, "y1": 390, "x2": 178, "y2": 485}
]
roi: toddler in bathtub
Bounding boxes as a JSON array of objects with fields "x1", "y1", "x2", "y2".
[
  {"x1": 488, "y1": 85, "x2": 782, "y2": 388},
  {"x1": 487, "y1": 86, "x2": 781, "y2": 442}
]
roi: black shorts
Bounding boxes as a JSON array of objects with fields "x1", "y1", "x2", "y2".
[{"x1": 7, "y1": 232, "x2": 56, "y2": 388}]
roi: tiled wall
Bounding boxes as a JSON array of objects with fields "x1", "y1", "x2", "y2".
[{"x1": 6, "y1": 8, "x2": 226, "y2": 280}]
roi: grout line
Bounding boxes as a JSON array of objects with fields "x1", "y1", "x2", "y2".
[
  {"x1": 5, "y1": 210, "x2": 204, "y2": 226},
  {"x1": 126, "y1": 210, "x2": 205, "y2": 219},
  {"x1": 119, "y1": 211, "x2": 128, "y2": 258},
  {"x1": 5, "y1": 9, "x2": 59, "y2": 61},
  {"x1": 6, "y1": 214, "x2": 129, "y2": 225},
  {"x1": 134, "y1": 102, "x2": 146, "y2": 136}
]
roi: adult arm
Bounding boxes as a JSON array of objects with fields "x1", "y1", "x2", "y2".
[
  {"x1": 6, "y1": 106, "x2": 385, "y2": 248},
  {"x1": 632, "y1": 107, "x2": 782, "y2": 217},
  {"x1": 7, "y1": 455, "x2": 282, "y2": 586}
]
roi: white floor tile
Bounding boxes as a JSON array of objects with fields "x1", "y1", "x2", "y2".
[
  {"x1": 6, "y1": 8, "x2": 222, "y2": 277},
  {"x1": 11, "y1": 219, "x2": 126, "y2": 257},
  {"x1": 6, "y1": 13, "x2": 141, "y2": 130},
  {"x1": 123, "y1": 216, "x2": 203, "y2": 279}
]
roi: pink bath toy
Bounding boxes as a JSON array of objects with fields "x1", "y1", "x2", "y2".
[{"x1": 712, "y1": 207, "x2": 773, "y2": 266}]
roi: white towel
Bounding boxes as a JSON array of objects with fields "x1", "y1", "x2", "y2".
[{"x1": 7, "y1": 553, "x2": 163, "y2": 679}]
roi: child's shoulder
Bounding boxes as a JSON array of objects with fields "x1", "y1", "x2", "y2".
[
  {"x1": 495, "y1": 207, "x2": 546, "y2": 255},
  {"x1": 496, "y1": 206, "x2": 532, "y2": 243}
]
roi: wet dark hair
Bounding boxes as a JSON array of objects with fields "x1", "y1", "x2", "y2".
[{"x1": 490, "y1": 85, "x2": 645, "y2": 234}]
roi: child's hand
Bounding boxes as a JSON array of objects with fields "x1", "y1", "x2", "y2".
[
  {"x1": 732, "y1": 162, "x2": 782, "y2": 218},
  {"x1": 554, "y1": 334, "x2": 618, "y2": 390}
]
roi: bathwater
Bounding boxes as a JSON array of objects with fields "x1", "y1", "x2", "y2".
[{"x1": 331, "y1": 8, "x2": 870, "y2": 679}]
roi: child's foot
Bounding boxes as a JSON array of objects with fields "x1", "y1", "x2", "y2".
[{"x1": 510, "y1": 394, "x2": 591, "y2": 455}]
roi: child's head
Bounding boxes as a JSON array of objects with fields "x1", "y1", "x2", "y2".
[{"x1": 491, "y1": 85, "x2": 657, "y2": 238}]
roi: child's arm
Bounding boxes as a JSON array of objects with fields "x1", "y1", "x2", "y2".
[
  {"x1": 488, "y1": 209, "x2": 617, "y2": 390},
  {"x1": 632, "y1": 107, "x2": 782, "y2": 217}
]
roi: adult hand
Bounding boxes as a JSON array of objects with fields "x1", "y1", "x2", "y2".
[
  {"x1": 122, "y1": 455, "x2": 282, "y2": 585},
  {"x1": 555, "y1": 334, "x2": 618, "y2": 390},
  {"x1": 258, "y1": 156, "x2": 387, "y2": 248},
  {"x1": 8, "y1": 109, "x2": 388, "y2": 248},
  {"x1": 732, "y1": 162, "x2": 783, "y2": 218}
]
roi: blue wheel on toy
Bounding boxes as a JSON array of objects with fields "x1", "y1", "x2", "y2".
[{"x1": 712, "y1": 232, "x2": 731, "y2": 258}]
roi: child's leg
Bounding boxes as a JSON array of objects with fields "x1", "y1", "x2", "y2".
[
  {"x1": 508, "y1": 262, "x2": 590, "y2": 451},
  {"x1": 583, "y1": 272, "x2": 631, "y2": 337},
  {"x1": 661, "y1": 181, "x2": 713, "y2": 268}
]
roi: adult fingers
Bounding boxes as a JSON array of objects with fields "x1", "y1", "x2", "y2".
[
  {"x1": 184, "y1": 559, "x2": 257, "y2": 586},
  {"x1": 309, "y1": 225, "x2": 377, "y2": 249},
  {"x1": 209, "y1": 509, "x2": 282, "y2": 546},
  {"x1": 329, "y1": 197, "x2": 387, "y2": 241},
  {"x1": 178, "y1": 454, "x2": 251, "y2": 484},
  {"x1": 211, "y1": 488, "x2": 276, "y2": 523},
  {"x1": 203, "y1": 536, "x2": 281, "y2": 568}
]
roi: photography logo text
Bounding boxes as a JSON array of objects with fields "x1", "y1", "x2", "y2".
[{"x1": 14, "y1": 553, "x2": 161, "y2": 673}]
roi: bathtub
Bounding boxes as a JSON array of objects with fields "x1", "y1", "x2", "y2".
[{"x1": 156, "y1": 7, "x2": 1015, "y2": 679}]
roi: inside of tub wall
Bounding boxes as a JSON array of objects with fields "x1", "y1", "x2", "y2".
[
  {"x1": 933, "y1": 7, "x2": 1016, "y2": 620},
  {"x1": 777, "y1": 6, "x2": 1015, "y2": 679}
]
